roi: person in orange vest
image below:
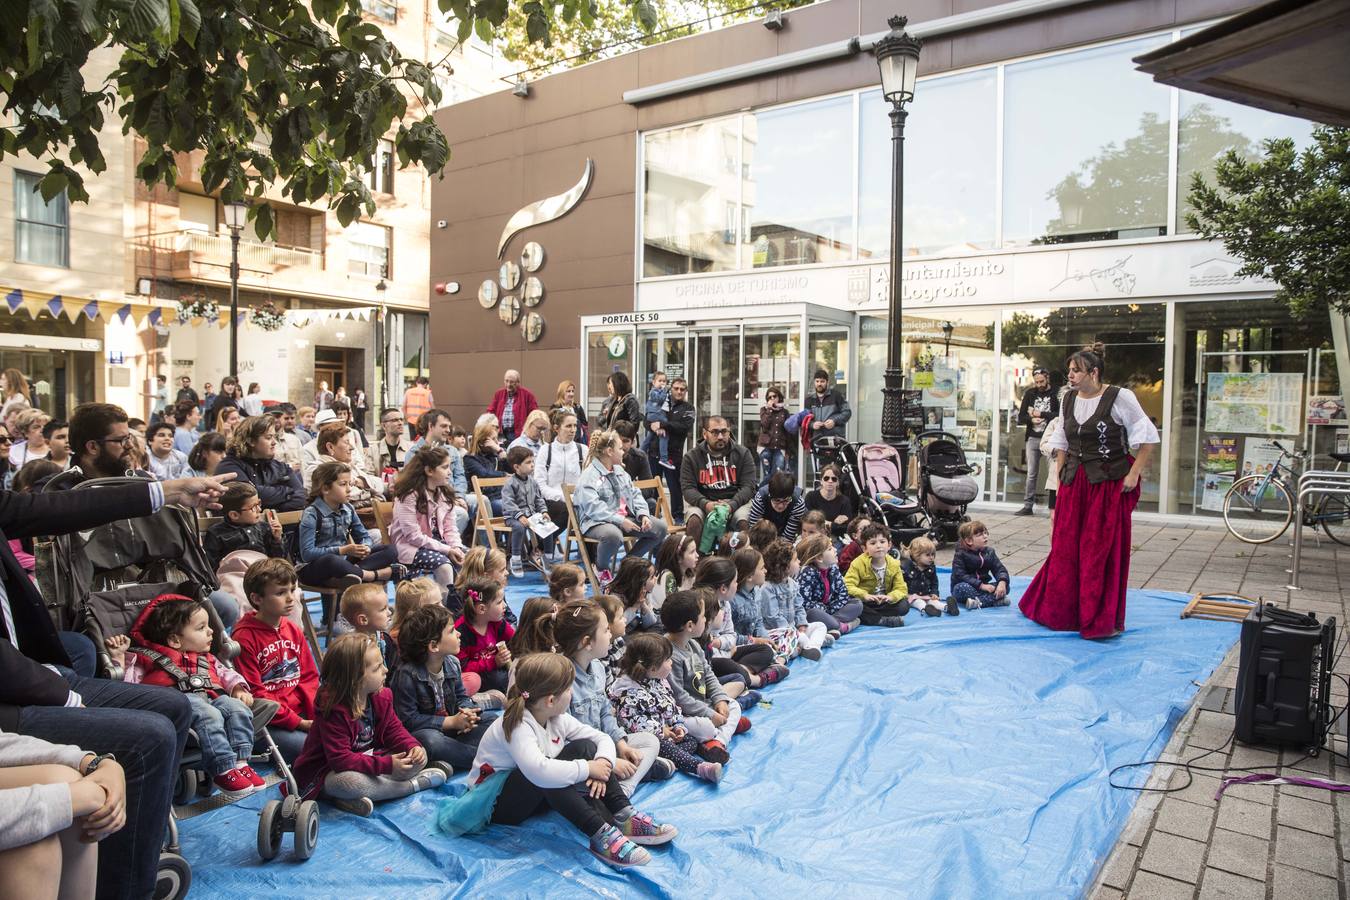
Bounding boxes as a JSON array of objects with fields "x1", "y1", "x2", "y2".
[{"x1": 402, "y1": 376, "x2": 434, "y2": 439}]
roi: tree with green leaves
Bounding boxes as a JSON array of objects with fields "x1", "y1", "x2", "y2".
[
  {"x1": 1187, "y1": 125, "x2": 1349, "y2": 317},
  {"x1": 0, "y1": 0, "x2": 659, "y2": 235}
]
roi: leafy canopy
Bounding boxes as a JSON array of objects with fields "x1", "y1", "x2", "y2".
[
  {"x1": 1186, "y1": 126, "x2": 1350, "y2": 316},
  {"x1": 0, "y1": 0, "x2": 666, "y2": 235}
]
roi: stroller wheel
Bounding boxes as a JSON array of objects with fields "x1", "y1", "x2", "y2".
[
  {"x1": 281, "y1": 794, "x2": 299, "y2": 821},
  {"x1": 173, "y1": 769, "x2": 201, "y2": 806},
  {"x1": 258, "y1": 800, "x2": 284, "y2": 861},
  {"x1": 293, "y1": 800, "x2": 320, "y2": 860},
  {"x1": 154, "y1": 852, "x2": 192, "y2": 900}
]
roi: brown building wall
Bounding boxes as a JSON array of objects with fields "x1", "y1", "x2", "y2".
[{"x1": 429, "y1": 0, "x2": 1254, "y2": 427}]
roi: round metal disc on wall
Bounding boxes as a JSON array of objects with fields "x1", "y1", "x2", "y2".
[
  {"x1": 522, "y1": 312, "x2": 544, "y2": 343},
  {"x1": 477, "y1": 280, "x2": 499, "y2": 308},
  {"x1": 523, "y1": 276, "x2": 544, "y2": 307},
  {"x1": 499, "y1": 260, "x2": 521, "y2": 291},
  {"x1": 498, "y1": 294, "x2": 521, "y2": 325},
  {"x1": 521, "y1": 242, "x2": 545, "y2": 272}
]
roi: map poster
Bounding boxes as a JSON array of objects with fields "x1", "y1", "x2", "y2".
[
  {"x1": 1204, "y1": 372, "x2": 1303, "y2": 435},
  {"x1": 1202, "y1": 436, "x2": 1237, "y2": 473}
]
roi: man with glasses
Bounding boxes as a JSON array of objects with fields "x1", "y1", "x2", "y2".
[
  {"x1": 70, "y1": 402, "x2": 140, "y2": 479},
  {"x1": 649, "y1": 377, "x2": 695, "y2": 520},
  {"x1": 268, "y1": 403, "x2": 304, "y2": 472},
  {"x1": 373, "y1": 407, "x2": 411, "y2": 472},
  {"x1": 679, "y1": 414, "x2": 759, "y2": 547},
  {"x1": 1015, "y1": 367, "x2": 1060, "y2": 516}
]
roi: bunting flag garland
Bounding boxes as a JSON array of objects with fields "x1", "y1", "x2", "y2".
[{"x1": 5, "y1": 289, "x2": 21, "y2": 313}]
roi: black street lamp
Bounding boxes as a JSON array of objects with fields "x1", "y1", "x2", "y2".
[
  {"x1": 873, "y1": 15, "x2": 922, "y2": 485},
  {"x1": 223, "y1": 202, "x2": 247, "y2": 379},
  {"x1": 942, "y1": 320, "x2": 954, "y2": 359}
]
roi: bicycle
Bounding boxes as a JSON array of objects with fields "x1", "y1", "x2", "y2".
[{"x1": 1221, "y1": 439, "x2": 1350, "y2": 545}]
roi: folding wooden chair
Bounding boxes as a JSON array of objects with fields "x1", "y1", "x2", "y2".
[
  {"x1": 561, "y1": 483, "x2": 642, "y2": 594},
  {"x1": 635, "y1": 477, "x2": 685, "y2": 537},
  {"x1": 472, "y1": 476, "x2": 512, "y2": 550},
  {"x1": 273, "y1": 509, "x2": 342, "y2": 659},
  {"x1": 372, "y1": 500, "x2": 394, "y2": 547}
]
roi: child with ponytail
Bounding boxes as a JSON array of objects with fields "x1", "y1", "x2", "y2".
[
  {"x1": 459, "y1": 653, "x2": 677, "y2": 868},
  {"x1": 455, "y1": 579, "x2": 515, "y2": 696}
]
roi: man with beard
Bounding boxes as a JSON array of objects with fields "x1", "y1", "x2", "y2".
[
  {"x1": 679, "y1": 415, "x2": 759, "y2": 547},
  {"x1": 70, "y1": 402, "x2": 141, "y2": 479}
]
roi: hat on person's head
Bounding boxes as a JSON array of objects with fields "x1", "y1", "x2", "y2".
[{"x1": 313, "y1": 409, "x2": 339, "y2": 426}]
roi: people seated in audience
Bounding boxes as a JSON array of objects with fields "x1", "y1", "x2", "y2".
[
  {"x1": 660, "y1": 590, "x2": 745, "y2": 766},
  {"x1": 391, "y1": 578, "x2": 445, "y2": 644},
  {"x1": 341, "y1": 583, "x2": 399, "y2": 673},
  {"x1": 747, "y1": 471, "x2": 807, "y2": 542},
  {"x1": 203, "y1": 482, "x2": 286, "y2": 572},
  {"x1": 760, "y1": 539, "x2": 830, "y2": 659},
  {"x1": 573, "y1": 430, "x2": 668, "y2": 584},
  {"x1": 535, "y1": 410, "x2": 584, "y2": 541},
  {"x1": 903, "y1": 536, "x2": 954, "y2": 616},
  {"x1": 612, "y1": 421, "x2": 652, "y2": 483},
  {"x1": 549, "y1": 563, "x2": 587, "y2": 607},
  {"x1": 303, "y1": 422, "x2": 385, "y2": 509},
  {"x1": 608, "y1": 556, "x2": 660, "y2": 635},
  {"x1": 837, "y1": 515, "x2": 873, "y2": 573},
  {"x1": 373, "y1": 407, "x2": 412, "y2": 472},
  {"x1": 291, "y1": 634, "x2": 446, "y2": 818},
  {"x1": 455, "y1": 578, "x2": 515, "y2": 695},
  {"x1": 189, "y1": 431, "x2": 227, "y2": 477},
  {"x1": 507, "y1": 409, "x2": 551, "y2": 455},
  {"x1": 502, "y1": 446, "x2": 556, "y2": 578},
  {"x1": 465, "y1": 421, "x2": 505, "y2": 517},
  {"x1": 804, "y1": 463, "x2": 854, "y2": 539},
  {"x1": 232, "y1": 558, "x2": 318, "y2": 763},
  {"x1": 679, "y1": 416, "x2": 759, "y2": 548},
  {"x1": 796, "y1": 534, "x2": 862, "y2": 638},
  {"x1": 299, "y1": 462, "x2": 405, "y2": 588},
  {"x1": 146, "y1": 421, "x2": 193, "y2": 480},
  {"x1": 842, "y1": 524, "x2": 910, "y2": 628},
  {"x1": 390, "y1": 446, "x2": 467, "y2": 599},
  {"x1": 215, "y1": 415, "x2": 306, "y2": 512},
  {"x1": 392, "y1": 604, "x2": 491, "y2": 770},
  {"x1": 267, "y1": 403, "x2": 305, "y2": 472},
  {"x1": 951, "y1": 521, "x2": 1011, "y2": 611}
]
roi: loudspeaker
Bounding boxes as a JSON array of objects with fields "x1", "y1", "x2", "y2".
[{"x1": 1234, "y1": 605, "x2": 1336, "y2": 749}]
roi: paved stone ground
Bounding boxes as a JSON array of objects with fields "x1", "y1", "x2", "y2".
[{"x1": 949, "y1": 504, "x2": 1349, "y2": 900}]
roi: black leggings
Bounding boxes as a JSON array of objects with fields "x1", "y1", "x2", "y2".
[
  {"x1": 491, "y1": 739, "x2": 631, "y2": 837},
  {"x1": 709, "y1": 643, "x2": 775, "y2": 681},
  {"x1": 300, "y1": 544, "x2": 399, "y2": 586}
]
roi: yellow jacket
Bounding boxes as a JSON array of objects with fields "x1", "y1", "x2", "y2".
[{"x1": 844, "y1": 553, "x2": 909, "y2": 602}]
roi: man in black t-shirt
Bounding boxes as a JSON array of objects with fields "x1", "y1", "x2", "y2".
[{"x1": 1016, "y1": 367, "x2": 1059, "y2": 515}]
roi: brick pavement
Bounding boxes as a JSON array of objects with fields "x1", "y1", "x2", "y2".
[{"x1": 950, "y1": 504, "x2": 1349, "y2": 900}]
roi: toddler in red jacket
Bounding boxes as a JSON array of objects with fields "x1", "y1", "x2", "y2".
[
  {"x1": 291, "y1": 633, "x2": 449, "y2": 816},
  {"x1": 231, "y1": 558, "x2": 319, "y2": 763},
  {"x1": 106, "y1": 593, "x2": 268, "y2": 797}
]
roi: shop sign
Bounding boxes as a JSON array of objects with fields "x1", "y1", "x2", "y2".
[
  {"x1": 607, "y1": 334, "x2": 628, "y2": 358},
  {"x1": 599, "y1": 312, "x2": 661, "y2": 325}
]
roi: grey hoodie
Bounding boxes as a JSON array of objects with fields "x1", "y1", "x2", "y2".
[{"x1": 666, "y1": 637, "x2": 730, "y2": 719}]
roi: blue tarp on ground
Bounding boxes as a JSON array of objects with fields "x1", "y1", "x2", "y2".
[{"x1": 179, "y1": 571, "x2": 1238, "y2": 898}]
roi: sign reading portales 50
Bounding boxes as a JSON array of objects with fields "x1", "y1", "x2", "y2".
[{"x1": 474, "y1": 160, "x2": 595, "y2": 344}]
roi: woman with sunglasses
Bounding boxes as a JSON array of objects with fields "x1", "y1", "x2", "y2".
[
  {"x1": 0, "y1": 430, "x2": 13, "y2": 490},
  {"x1": 804, "y1": 464, "x2": 854, "y2": 540}
]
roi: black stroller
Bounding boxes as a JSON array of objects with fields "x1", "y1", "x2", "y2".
[
  {"x1": 912, "y1": 430, "x2": 981, "y2": 544},
  {"x1": 810, "y1": 436, "x2": 929, "y2": 546},
  {"x1": 37, "y1": 474, "x2": 319, "y2": 892}
]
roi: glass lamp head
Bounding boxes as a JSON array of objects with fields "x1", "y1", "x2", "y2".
[{"x1": 875, "y1": 16, "x2": 922, "y2": 106}]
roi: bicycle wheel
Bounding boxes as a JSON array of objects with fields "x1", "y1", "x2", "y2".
[
  {"x1": 1317, "y1": 493, "x2": 1350, "y2": 546},
  {"x1": 1223, "y1": 475, "x2": 1293, "y2": 543}
]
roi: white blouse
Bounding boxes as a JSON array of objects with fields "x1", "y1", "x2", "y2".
[{"x1": 1041, "y1": 386, "x2": 1160, "y2": 453}]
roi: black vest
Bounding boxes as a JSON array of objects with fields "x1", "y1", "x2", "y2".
[{"x1": 1061, "y1": 386, "x2": 1131, "y2": 486}]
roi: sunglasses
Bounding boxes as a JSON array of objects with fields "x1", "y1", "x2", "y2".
[{"x1": 821, "y1": 475, "x2": 838, "y2": 482}]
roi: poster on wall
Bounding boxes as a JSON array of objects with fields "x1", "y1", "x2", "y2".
[
  {"x1": 1200, "y1": 473, "x2": 1233, "y2": 511},
  {"x1": 1307, "y1": 395, "x2": 1346, "y2": 425},
  {"x1": 1239, "y1": 441, "x2": 1285, "y2": 481},
  {"x1": 922, "y1": 366, "x2": 958, "y2": 408},
  {"x1": 1204, "y1": 372, "x2": 1303, "y2": 434},
  {"x1": 1203, "y1": 437, "x2": 1238, "y2": 474}
]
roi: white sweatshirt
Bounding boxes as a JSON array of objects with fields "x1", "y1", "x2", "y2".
[
  {"x1": 0, "y1": 730, "x2": 89, "y2": 851},
  {"x1": 468, "y1": 709, "x2": 615, "y2": 789}
]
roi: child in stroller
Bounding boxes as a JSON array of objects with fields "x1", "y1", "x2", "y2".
[{"x1": 104, "y1": 593, "x2": 277, "y2": 797}]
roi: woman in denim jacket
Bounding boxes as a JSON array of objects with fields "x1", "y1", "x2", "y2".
[{"x1": 572, "y1": 430, "x2": 668, "y2": 578}]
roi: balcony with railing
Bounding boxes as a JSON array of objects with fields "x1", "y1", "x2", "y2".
[{"x1": 134, "y1": 229, "x2": 326, "y2": 293}]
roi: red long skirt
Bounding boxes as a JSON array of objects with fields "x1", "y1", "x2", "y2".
[{"x1": 1019, "y1": 463, "x2": 1139, "y2": 640}]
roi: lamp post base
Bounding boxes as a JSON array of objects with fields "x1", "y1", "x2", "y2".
[{"x1": 880, "y1": 366, "x2": 911, "y2": 493}]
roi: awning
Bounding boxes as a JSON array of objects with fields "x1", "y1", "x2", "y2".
[{"x1": 1134, "y1": 0, "x2": 1350, "y2": 127}]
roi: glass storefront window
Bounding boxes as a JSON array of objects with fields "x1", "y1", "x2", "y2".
[
  {"x1": 1167, "y1": 299, "x2": 1336, "y2": 515},
  {"x1": 1176, "y1": 96, "x2": 1314, "y2": 235},
  {"x1": 742, "y1": 325, "x2": 802, "y2": 451},
  {"x1": 586, "y1": 329, "x2": 634, "y2": 424},
  {"x1": 642, "y1": 119, "x2": 742, "y2": 276},
  {"x1": 1002, "y1": 37, "x2": 1172, "y2": 247},
  {"x1": 858, "y1": 69, "x2": 998, "y2": 259},
  {"x1": 998, "y1": 303, "x2": 1165, "y2": 511},
  {"x1": 743, "y1": 96, "x2": 854, "y2": 268}
]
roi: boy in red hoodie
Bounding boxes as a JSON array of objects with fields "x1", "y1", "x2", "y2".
[
  {"x1": 232, "y1": 558, "x2": 319, "y2": 763},
  {"x1": 106, "y1": 593, "x2": 271, "y2": 797}
]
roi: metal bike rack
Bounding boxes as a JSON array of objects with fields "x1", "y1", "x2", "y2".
[{"x1": 1288, "y1": 469, "x2": 1350, "y2": 590}]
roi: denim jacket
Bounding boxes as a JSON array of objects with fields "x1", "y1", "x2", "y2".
[
  {"x1": 390, "y1": 655, "x2": 477, "y2": 735},
  {"x1": 573, "y1": 460, "x2": 651, "y2": 533},
  {"x1": 570, "y1": 658, "x2": 626, "y2": 745},
  {"x1": 730, "y1": 587, "x2": 769, "y2": 640},
  {"x1": 299, "y1": 497, "x2": 373, "y2": 562},
  {"x1": 760, "y1": 579, "x2": 807, "y2": 629}
]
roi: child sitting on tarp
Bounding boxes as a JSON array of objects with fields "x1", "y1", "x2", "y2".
[
  {"x1": 951, "y1": 520, "x2": 1011, "y2": 610},
  {"x1": 842, "y1": 524, "x2": 909, "y2": 628}
]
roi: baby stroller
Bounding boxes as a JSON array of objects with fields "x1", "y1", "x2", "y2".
[
  {"x1": 913, "y1": 430, "x2": 981, "y2": 544},
  {"x1": 37, "y1": 475, "x2": 319, "y2": 888},
  {"x1": 811, "y1": 436, "x2": 929, "y2": 546}
]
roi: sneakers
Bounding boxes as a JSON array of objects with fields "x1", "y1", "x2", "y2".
[
  {"x1": 965, "y1": 596, "x2": 980, "y2": 610},
  {"x1": 983, "y1": 596, "x2": 1011, "y2": 608},
  {"x1": 589, "y1": 823, "x2": 650, "y2": 868},
  {"x1": 734, "y1": 716, "x2": 752, "y2": 735},
  {"x1": 1014, "y1": 504, "x2": 1034, "y2": 516},
  {"x1": 239, "y1": 764, "x2": 267, "y2": 789},
  {"x1": 414, "y1": 767, "x2": 449, "y2": 791},
  {"x1": 597, "y1": 569, "x2": 614, "y2": 592},
  {"x1": 945, "y1": 597, "x2": 961, "y2": 616},
  {"x1": 736, "y1": 689, "x2": 762, "y2": 711},
  {"x1": 388, "y1": 563, "x2": 409, "y2": 582},
  {"x1": 659, "y1": 458, "x2": 677, "y2": 470},
  {"x1": 876, "y1": 615, "x2": 906, "y2": 628},
  {"x1": 646, "y1": 758, "x2": 676, "y2": 781},
  {"x1": 923, "y1": 602, "x2": 942, "y2": 618},
  {"x1": 529, "y1": 551, "x2": 550, "y2": 576},
  {"x1": 800, "y1": 646, "x2": 822, "y2": 661},
  {"x1": 839, "y1": 618, "x2": 861, "y2": 634},
  {"x1": 509, "y1": 556, "x2": 525, "y2": 578},
  {"x1": 698, "y1": 740, "x2": 730, "y2": 764},
  {"x1": 473, "y1": 689, "x2": 507, "y2": 710},
  {"x1": 697, "y1": 761, "x2": 724, "y2": 783},
  {"x1": 335, "y1": 573, "x2": 363, "y2": 590},
  {"x1": 758, "y1": 663, "x2": 789, "y2": 686},
  {"x1": 827, "y1": 629, "x2": 842, "y2": 641},
  {"x1": 619, "y1": 810, "x2": 678, "y2": 846},
  {"x1": 212, "y1": 767, "x2": 257, "y2": 798},
  {"x1": 333, "y1": 796, "x2": 374, "y2": 817}
]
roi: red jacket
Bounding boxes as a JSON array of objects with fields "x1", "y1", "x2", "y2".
[
  {"x1": 486, "y1": 387, "x2": 539, "y2": 430},
  {"x1": 455, "y1": 617, "x2": 515, "y2": 676},
  {"x1": 231, "y1": 611, "x2": 318, "y2": 730},
  {"x1": 838, "y1": 538, "x2": 863, "y2": 575},
  {"x1": 128, "y1": 594, "x2": 228, "y2": 696},
  {"x1": 292, "y1": 688, "x2": 419, "y2": 799}
]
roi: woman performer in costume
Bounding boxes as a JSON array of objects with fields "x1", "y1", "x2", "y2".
[{"x1": 1019, "y1": 345, "x2": 1159, "y2": 639}]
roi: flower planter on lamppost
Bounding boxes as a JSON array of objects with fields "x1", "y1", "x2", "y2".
[{"x1": 873, "y1": 15, "x2": 922, "y2": 487}]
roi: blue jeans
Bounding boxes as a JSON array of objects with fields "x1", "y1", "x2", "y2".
[
  {"x1": 187, "y1": 692, "x2": 254, "y2": 777},
  {"x1": 509, "y1": 519, "x2": 557, "y2": 558},
  {"x1": 585, "y1": 518, "x2": 669, "y2": 573},
  {"x1": 414, "y1": 722, "x2": 491, "y2": 769},
  {"x1": 18, "y1": 670, "x2": 191, "y2": 900},
  {"x1": 641, "y1": 417, "x2": 670, "y2": 461},
  {"x1": 759, "y1": 448, "x2": 787, "y2": 486},
  {"x1": 209, "y1": 588, "x2": 240, "y2": 630},
  {"x1": 59, "y1": 631, "x2": 97, "y2": 677},
  {"x1": 953, "y1": 582, "x2": 1004, "y2": 607}
]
